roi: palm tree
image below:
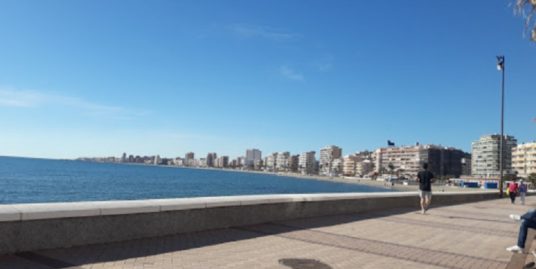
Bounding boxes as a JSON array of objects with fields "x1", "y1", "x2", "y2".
[
  {"x1": 388, "y1": 163, "x2": 395, "y2": 175},
  {"x1": 515, "y1": 0, "x2": 536, "y2": 41},
  {"x1": 528, "y1": 173, "x2": 536, "y2": 189}
]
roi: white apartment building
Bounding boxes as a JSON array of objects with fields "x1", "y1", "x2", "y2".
[
  {"x1": 331, "y1": 158, "x2": 343, "y2": 176},
  {"x1": 319, "y1": 145, "x2": 342, "y2": 176},
  {"x1": 265, "y1": 152, "x2": 278, "y2": 171},
  {"x1": 343, "y1": 155, "x2": 358, "y2": 176},
  {"x1": 512, "y1": 142, "x2": 536, "y2": 178},
  {"x1": 299, "y1": 151, "x2": 316, "y2": 175},
  {"x1": 276, "y1": 152, "x2": 290, "y2": 171},
  {"x1": 471, "y1": 135, "x2": 517, "y2": 177}
]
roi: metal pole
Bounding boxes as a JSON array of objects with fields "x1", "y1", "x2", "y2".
[{"x1": 499, "y1": 56, "x2": 505, "y2": 197}]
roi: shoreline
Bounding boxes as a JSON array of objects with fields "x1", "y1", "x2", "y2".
[
  {"x1": 159, "y1": 165, "x2": 490, "y2": 193},
  {"x1": 78, "y1": 160, "x2": 493, "y2": 193}
]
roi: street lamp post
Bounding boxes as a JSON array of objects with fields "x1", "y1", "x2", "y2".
[{"x1": 497, "y1": 55, "x2": 505, "y2": 197}]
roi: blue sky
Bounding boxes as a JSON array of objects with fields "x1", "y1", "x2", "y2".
[{"x1": 0, "y1": 0, "x2": 534, "y2": 159}]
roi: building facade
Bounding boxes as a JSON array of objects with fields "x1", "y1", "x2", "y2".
[
  {"x1": 185, "y1": 152, "x2": 195, "y2": 166},
  {"x1": 276, "y1": 152, "x2": 290, "y2": 171},
  {"x1": 299, "y1": 151, "x2": 316, "y2": 175},
  {"x1": 265, "y1": 152, "x2": 278, "y2": 171},
  {"x1": 356, "y1": 159, "x2": 374, "y2": 177},
  {"x1": 375, "y1": 144, "x2": 466, "y2": 178},
  {"x1": 289, "y1": 154, "x2": 300, "y2": 173},
  {"x1": 319, "y1": 145, "x2": 342, "y2": 176},
  {"x1": 512, "y1": 142, "x2": 536, "y2": 178},
  {"x1": 245, "y1": 149, "x2": 262, "y2": 168},
  {"x1": 343, "y1": 155, "x2": 358, "y2": 176},
  {"x1": 471, "y1": 135, "x2": 517, "y2": 177},
  {"x1": 206, "y1": 153, "x2": 217, "y2": 167},
  {"x1": 331, "y1": 158, "x2": 343, "y2": 176}
]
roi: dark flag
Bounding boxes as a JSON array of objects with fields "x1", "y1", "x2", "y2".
[{"x1": 387, "y1": 140, "x2": 395, "y2": 146}]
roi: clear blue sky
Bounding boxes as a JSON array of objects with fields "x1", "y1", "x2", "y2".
[{"x1": 0, "y1": 0, "x2": 534, "y2": 159}]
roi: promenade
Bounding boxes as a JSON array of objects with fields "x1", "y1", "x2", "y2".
[{"x1": 0, "y1": 195, "x2": 532, "y2": 269}]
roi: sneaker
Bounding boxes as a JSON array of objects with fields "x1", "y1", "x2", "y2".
[
  {"x1": 510, "y1": 214, "x2": 522, "y2": 221},
  {"x1": 506, "y1": 245, "x2": 523, "y2": 253}
]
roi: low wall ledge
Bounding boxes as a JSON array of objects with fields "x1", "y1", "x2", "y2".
[{"x1": 0, "y1": 191, "x2": 495, "y2": 222}]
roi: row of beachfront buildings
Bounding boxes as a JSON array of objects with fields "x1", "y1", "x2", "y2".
[{"x1": 89, "y1": 134, "x2": 535, "y2": 179}]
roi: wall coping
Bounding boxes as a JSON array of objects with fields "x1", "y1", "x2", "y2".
[{"x1": 0, "y1": 191, "x2": 495, "y2": 222}]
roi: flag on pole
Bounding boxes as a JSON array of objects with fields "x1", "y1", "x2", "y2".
[{"x1": 497, "y1": 56, "x2": 505, "y2": 71}]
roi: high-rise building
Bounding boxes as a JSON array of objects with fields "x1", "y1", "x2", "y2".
[
  {"x1": 185, "y1": 152, "x2": 195, "y2": 166},
  {"x1": 299, "y1": 151, "x2": 316, "y2": 175},
  {"x1": 245, "y1": 149, "x2": 262, "y2": 168},
  {"x1": 289, "y1": 154, "x2": 300, "y2": 172},
  {"x1": 319, "y1": 145, "x2": 342, "y2": 176},
  {"x1": 236, "y1": 157, "x2": 245, "y2": 167},
  {"x1": 471, "y1": 135, "x2": 517, "y2": 177},
  {"x1": 215, "y1": 156, "x2": 229, "y2": 168},
  {"x1": 223, "y1": 156, "x2": 229, "y2": 168},
  {"x1": 121, "y1": 152, "x2": 127, "y2": 163},
  {"x1": 375, "y1": 144, "x2": 467, "y2": 178},
  {"x1": 512, "y1": 142, "x2": 536, "y2": 178},
  {"x1": 206, "y1": 153, "x2": 217, "y2": 167}
]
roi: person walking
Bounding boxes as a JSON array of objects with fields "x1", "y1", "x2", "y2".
[
  {"x1": 519, "y1": 179, "x2": 527, "y2": 205},
  {"x1": 507, "y1": 209, "x2": 536, "y2": 253},
  {"x1": 509, "y1": 180, "x2": 519, "y2": 204},
  {"x1": 417, "y1": 163, "x2": 434, "y2": 214}
]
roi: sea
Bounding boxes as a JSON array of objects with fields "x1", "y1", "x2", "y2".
[{"x1": 0, "y1": 156, "x2": 393, "y2": 204}]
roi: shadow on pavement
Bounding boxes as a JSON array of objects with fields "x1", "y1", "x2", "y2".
[{"x1": 3, "y1": 206, "x2": 422, "y2": 268}]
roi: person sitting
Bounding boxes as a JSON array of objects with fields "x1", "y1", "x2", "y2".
[{"x1": 507, "y1": 209, "x2": 536, "y2": 253}]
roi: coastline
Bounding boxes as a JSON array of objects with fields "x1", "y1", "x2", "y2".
[
  {"x1": 77, "y1": 160, "x2": 493, "y2": 193},
  {"x1": 174, "y1": 166, "x2": 494, "y2": 193},
  {"x1": 158, "y1": 165, "x2": 486, "y2": 192}
]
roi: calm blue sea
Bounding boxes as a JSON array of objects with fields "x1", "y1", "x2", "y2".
[{"x1": 0, "y1": 156, "x2": 393, "y2": 204}]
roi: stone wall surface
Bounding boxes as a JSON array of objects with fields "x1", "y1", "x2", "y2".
[{"x1": 0, "y1": 191, "x2": 498, "y2": 254}]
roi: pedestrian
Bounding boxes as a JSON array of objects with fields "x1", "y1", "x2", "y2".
[
  {"x1": 417, "y1": 163, "x2": 434, "y2": 214},
  {"x1": 507, "y1": 209, "x2": 536, "y2": 253},
  {"x1": 519, "y1": 179, "x2": 527, "y2": 205},
  {"x1": 509, "y1": 180, "x2": 519, "y2": 204}
]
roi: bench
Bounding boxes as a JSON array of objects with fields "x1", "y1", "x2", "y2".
[{"x1": 507, "y1": 229, "x2": 536, "y2": 269}]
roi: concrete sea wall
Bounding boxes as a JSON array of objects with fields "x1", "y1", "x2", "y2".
[{"x1": 0, "y1": 191, "x2": 498, "y2": 254}]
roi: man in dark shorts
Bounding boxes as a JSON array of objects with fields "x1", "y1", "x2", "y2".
[{"x1": 417, "y1": 163, "x2": 434, "y2": 214}]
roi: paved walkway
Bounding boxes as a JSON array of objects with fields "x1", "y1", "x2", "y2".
[{"x1": 1, "y1": 196, "x2": 534, "y2": 269}]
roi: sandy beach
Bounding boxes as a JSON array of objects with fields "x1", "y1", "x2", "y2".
[
  {"x1": 202, "y1": 167, "x2": 494, "y2": 193},
  {"x1": 122, "y1": 163, "x2": 494, "y2": 193}
]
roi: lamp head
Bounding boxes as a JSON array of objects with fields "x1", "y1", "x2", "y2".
[{"x1": 496, "y1": 56, "x2": 505, "y2": 71}]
